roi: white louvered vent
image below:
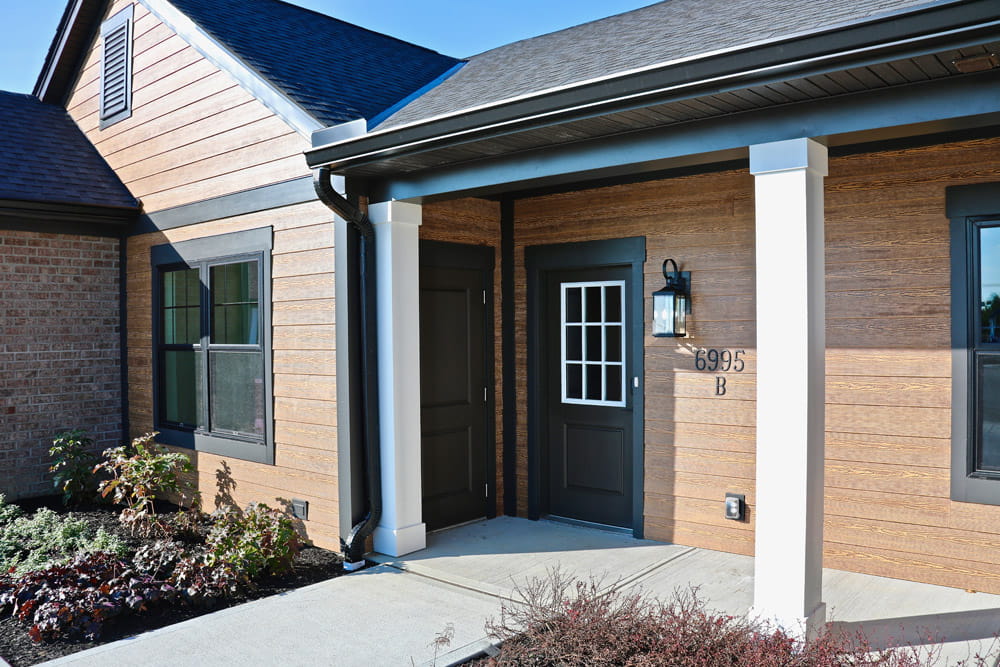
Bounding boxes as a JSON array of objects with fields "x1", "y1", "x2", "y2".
[{"x1": 100, "y1": 6, "x2": 133, "y2": 125}]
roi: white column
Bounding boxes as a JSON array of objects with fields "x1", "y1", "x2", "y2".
[
  {"x1": 749, "y1": 138, "x2": 828, "y2": 638},
  {"x1": 369, "y1": 200, "x2": 426, "y2": 557}
]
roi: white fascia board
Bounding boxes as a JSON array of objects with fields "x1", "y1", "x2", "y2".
[{"x1": 140, "y1": 0, "x2": 323, "y2": 138}]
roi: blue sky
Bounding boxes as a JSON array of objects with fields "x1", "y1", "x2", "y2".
[{"x1": 0, "y1": 0, "x2": 659, "y2": 95}]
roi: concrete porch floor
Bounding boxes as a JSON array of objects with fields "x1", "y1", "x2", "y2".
[
  {"x1": 371, "y1": 516, "x2": 1000, "y2": 666},
  {"x1": 38, "y1": 516, "x2": 1000, "y2": 666}
]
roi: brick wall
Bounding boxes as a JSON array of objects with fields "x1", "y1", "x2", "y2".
[{"x1": 0, "y1": 230, "x2": 122, "y2": 500}]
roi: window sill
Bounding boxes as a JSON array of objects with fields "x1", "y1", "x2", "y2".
[{"x1": 154, "y1": 426, "x2": 272, "y2": 465}]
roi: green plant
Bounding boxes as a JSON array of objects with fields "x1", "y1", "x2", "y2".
[
  {"x1": 94, "y1": 432, "x2": 197, "y2": 536},
  {"x1": 206, "y1": 503, "x2": 300, "y2": 579},
  {"x1": 0, "y1": 494, "x2": 23, "y2": 526},
  {"x1": 49, "y1": 429, "x2": 98, "y2": 506},
  {"x1": 0, "y1": 507, "x2": 127, "y2": 576}
]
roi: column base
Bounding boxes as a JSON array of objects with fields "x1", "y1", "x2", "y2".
[
  {"x1": 749, "y1": 601, "x2": 827, "y2": 641},
  {"x1": 373, "y1": 521, "x2": 427, "y2": 557}
]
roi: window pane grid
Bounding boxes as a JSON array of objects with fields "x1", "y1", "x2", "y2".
[
  {"x1": 561, "y1": 281, "x2": 626, "y2": 407},
  {"x1": 158, "y1": 254, "x2": 264, "y2": 443}
]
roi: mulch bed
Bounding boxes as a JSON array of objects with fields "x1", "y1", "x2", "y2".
[{"x1": 0, "y1": 497, "x2": 351, "y2": 667}]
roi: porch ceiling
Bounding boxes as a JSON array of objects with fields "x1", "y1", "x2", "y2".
[
  {"x1": 306, "y1": 0, "x2": 1000, "y2": 202},
  {"x1": 324, "y1": 40, "x2": 1000, "y2": 181}
]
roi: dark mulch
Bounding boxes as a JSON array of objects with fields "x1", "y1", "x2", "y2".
[{"x1": 0, "y1": 496, "x2": 352, "y2": 667}]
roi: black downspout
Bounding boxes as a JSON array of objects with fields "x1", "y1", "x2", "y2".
[{"x1": 313, "y1": 167, "x2": 381, "y2": 568}]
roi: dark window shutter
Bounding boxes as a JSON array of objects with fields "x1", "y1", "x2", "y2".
[{"x1": 100, "y1": 6, "x2": 133, "y2": 125}]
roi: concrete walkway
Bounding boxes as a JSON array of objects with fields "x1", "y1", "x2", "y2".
[{"x1": 39, "y1": 517, "x2": 1000, "y2": 666}]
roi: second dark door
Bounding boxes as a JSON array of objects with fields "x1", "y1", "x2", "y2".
[{"x1": 419, "y1": 247, "x2": 490, "y2": 531}]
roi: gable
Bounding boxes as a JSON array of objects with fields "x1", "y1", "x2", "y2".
[{"x1": 64, "y1": 0, "x2": 311, "y2": 213}]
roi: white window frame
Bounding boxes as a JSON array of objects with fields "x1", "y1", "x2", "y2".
[{"x1": 560, "y1": 280, "x2": 626, "y2": 407}]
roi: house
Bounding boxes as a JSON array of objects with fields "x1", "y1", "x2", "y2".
[{"x1": 4, "y1": 0, "x2": 1000, "y2": 636}]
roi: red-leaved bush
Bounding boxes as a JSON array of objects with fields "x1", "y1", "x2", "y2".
[
  {"x1": 474, "y1": 570, "x2": 990, "y2": 667},
  {"x1": 0, "y1": 552, "x2": 176, "y2": 642}
]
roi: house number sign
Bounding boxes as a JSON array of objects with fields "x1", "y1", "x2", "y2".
[{"x1": 693, "y1": 348, "x2": 745, "y2": 396}]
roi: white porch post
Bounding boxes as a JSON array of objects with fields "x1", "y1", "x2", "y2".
[
  {"x1": 369, "y1": 200, "x2": 426, "y2": 557},
  {"x1": 749, "y1": 138, "x2": 828, "y2": 638}
]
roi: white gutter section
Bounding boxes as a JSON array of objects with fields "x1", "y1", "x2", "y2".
[{"x1": 140, "y1": 0, "x2": 324, "y2": 139}]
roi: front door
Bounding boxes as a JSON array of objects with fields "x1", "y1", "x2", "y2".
[
  {"x1": 419, "y1": 242, "x2": 492, "y2": 531},
  {"x1": 544, "y1": 267, "x2": 634, "y2": 528}
]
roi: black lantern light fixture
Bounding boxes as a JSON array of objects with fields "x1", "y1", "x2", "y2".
[{"x1": 652, "y1": 258, "x2": 690, "y2": 337}]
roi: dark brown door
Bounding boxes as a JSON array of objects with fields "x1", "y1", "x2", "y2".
[
  {"x1": 545, "y1": 267, "x2": 633, "y2": 528},
  {"x1": 419, "y1": 263, "x2": 488, "y2": 530}
]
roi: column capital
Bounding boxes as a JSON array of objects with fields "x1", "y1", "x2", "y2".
[
  {"x1": 368, "y1": 200, "x2": 422, "y2": 226},
  {"x1": 749, "y1": 137, "x2": 828, "y2": 177}
]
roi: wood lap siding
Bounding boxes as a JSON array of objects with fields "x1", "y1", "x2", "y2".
[
  {"x1": 420, "y1": 198, "x2": 504, "y2": 515},
  {"x1": 126, "y1": 202, "x2": 340, "y2": 549},
  {"x1": 823, "y1": 137, "x2": 1000, "y2": 593},
  {"x1": 65, "y1": 0, "x2": 310, "y2": 213},
  {"x1": 510, "y1": 136, "x2": 1000, "y2": 592}
]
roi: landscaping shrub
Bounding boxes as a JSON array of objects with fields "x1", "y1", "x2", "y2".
[
  {"x1": 48, "y1": 429, "x2": 98, "y2": 506},
  {"x1": 476, "y1": 570, "x2": 972, "y2": 667},
  {"x1": 206, "y1": 503, "x2": 300, "y2": 579},
  {"x1": 94, "y1": 432, "x2": 198, "y2": 536},
  {"x1": 0, "y1": 552, "x2": 176, "y2": 642},
  {"x1": 0, "y1": 500, "x2": 127, "y2": 576},
  {"x1": 170, "y1": 553, "x2": 246, "y2": 605}
]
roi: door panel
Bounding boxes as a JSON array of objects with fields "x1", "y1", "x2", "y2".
[
  {"x1": 420, "y1": 264, "x2": 487, "y2": 530},
  {"x1": 545, "y1": 267, "x2": 633, "y2": 528}
]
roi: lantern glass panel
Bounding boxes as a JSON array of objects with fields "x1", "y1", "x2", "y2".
[{"x1": 652, "y1": 290, "x2": 675, "y2": 336}]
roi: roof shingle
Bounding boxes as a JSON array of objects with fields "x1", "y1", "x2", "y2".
[
  {"x1": 0, "y1": 90, "x2": 138, "y2": 210},
  {"x1": 165, "y1": 0, "x2": 463, "y2": 127},
  {"x1": 378, "y1": 0, "x2": 935, "y2": 129}
]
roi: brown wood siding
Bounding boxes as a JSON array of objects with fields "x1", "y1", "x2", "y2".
[
  {"x1": 126, "y1": 201, "x2": 340, "y2": 549},
  {"x1": 65, "y1": 0, "x2": 310, "y2": 213},
  {"x1": 823, "y1": 136, "x2": 1000, "y2": 593},
  {"x1": 420, "y1": 198, "x2": 504, "y2": 515},
  {"x1": 506, "y1": 135, "x2": 1000, "y2": 593}
]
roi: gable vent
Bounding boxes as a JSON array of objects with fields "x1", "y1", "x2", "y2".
[{"x1": 100, "y1": 6, "x2": 134, "y2": 126}]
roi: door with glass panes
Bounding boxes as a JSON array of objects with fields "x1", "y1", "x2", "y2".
[{"x1": 544, "y1": 267, "x2": 633, "y2": 528}]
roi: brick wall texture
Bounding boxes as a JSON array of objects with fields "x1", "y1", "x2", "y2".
[{"x1": 0, "y1": 230, "x2": 122, "y2": 500}]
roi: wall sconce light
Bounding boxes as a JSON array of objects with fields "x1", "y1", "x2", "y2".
[{"x1": 652, "y1": 259, "x2": 690, "y2": 337}]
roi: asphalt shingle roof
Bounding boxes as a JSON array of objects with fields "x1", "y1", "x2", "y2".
[
  {"x1": 166, "y1": 0, "x2": 463, "y2": 127},
  {"x1": 0, "y1": 90, "x2": 138, "y2": 209},
  {"x1": 378, "y1": 0, "x2": 935, "y2": 129}
]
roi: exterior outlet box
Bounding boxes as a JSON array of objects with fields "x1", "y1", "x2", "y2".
[
  {"x1": 724, "y1": 493, "x2": 745, "y2": 521},
  {"x1": 291, "y1": 499, "x2": 309, "y2": 520}
]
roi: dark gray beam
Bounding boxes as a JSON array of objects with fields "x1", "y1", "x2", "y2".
[
  {"x1": 307, "y1": 0, "x2": 999, "y2": 171},
  {"x1": 370, "y1": 70, "x2": 1000, "y2": 202}
]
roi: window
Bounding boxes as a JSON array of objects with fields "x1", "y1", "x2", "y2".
[
  {"x1": 949, "y1": 182, "x2": 1000, "y2": 504},
  {"x1": 151, "y1": 228, "x2": 273, "y2": 464},
  {"x1": 561, "y1": 281, "x2": 626, "y2": 406},
  {"x1": 100, "y1": 5, "x2": 133, "y2": 127}
]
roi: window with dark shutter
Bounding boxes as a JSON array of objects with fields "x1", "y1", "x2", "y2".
[{"x1": 100, "y1": 6, "x2": 133, "y2": 127}]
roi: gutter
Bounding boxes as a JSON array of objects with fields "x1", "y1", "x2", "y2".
[
  {"x1": 305, "y1": 0, "x2": 1000, "y2": 171},
  {"x1": 312, "y1": 167, "x2": 382, "y2": 570}
]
